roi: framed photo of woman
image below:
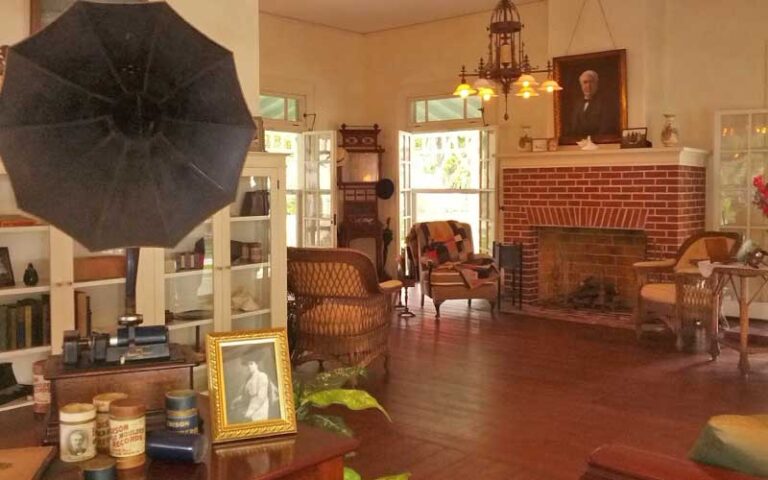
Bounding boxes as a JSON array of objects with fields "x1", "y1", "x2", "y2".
[{"x1": 206, "y1": 329, "x2": 296, "y2": 443}]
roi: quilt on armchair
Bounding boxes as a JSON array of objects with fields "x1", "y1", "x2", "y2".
[{"x1": 407, "y1": 220, "x2": 498, "y2": 318}]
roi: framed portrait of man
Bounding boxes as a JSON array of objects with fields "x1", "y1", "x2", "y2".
[
  {"x1": 553, "y1": 49, "x2": 627, "y2": 145},
  {"x1": 206, "y1": 328, "x2": 296, "y2": 443}
]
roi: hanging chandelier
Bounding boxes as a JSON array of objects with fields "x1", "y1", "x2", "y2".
[{"x1": 453, "y1": 0, "x2": 561, "y2": 120}]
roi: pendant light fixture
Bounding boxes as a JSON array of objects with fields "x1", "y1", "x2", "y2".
[{"x1": 453, "y1": 0, "x2": 561, "y2": 120}]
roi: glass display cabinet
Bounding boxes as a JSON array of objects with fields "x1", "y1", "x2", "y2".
[
  {"x1": 0, "y1": 151, "x2": 286, "y2": 382},
  {"x1": 714, "y1": 109, "x2": 768, "y2": 318}
]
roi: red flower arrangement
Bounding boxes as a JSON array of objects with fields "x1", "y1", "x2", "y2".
[{"x1": 754, "y1": 174, "x2": 768, "y2": 216}]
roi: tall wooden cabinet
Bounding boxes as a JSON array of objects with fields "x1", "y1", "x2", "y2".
[{"x1": 0, "y1": 152, "x2": 287, "y2": 382}]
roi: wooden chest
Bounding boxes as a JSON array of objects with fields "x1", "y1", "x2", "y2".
[{"x1": 43, "y1": 344, "x2": 196, "y2": 444}]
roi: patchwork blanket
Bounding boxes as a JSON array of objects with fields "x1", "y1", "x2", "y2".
[
  {"x1": 454, "y1": 257, "x2": 499, "y2": 289},
  {"x1": 408, "y1": 221, "x2": 498, "y2": 289},
  {"x1": 411, "y1": 220, "x2": 474, "y2": 264}
]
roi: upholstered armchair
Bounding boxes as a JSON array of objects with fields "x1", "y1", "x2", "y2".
[
  {"x1": 634, "y1": 231, "x2": 742, "y2": 350},
  {"x1": 287, "y1": 247, "x2": 398, "y2": 372},
  {"x1": 406, "y1": 220, "x2": 498, "y2": 318}
]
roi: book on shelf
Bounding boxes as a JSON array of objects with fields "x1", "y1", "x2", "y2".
[
  {"x1": 0, "y1": 214, "x2": 39, "y2": 227},
  {"x1": 7, "y1": 304, "x2": 17, "y2": 350},
  {"x1": 16, "y1": 303, "x2": 28, "y2": 349},
  {"x1": 0, "y1": 297, "x2": 50, "y2": 352},
  {"x1": 0, "y1": 305, "x2": 6, "y2": 350},
  {"x1": 74, "y1": 290, "x2": 91, "y2": 338},
  {"x1": 41, "y1": 294, "x2": 50, "y2": 347}
]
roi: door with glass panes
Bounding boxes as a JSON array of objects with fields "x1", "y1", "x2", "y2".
[
  {"x1": 398, "y1": 128, "x2": 497, "y2": 254},
  {"x1": 715, "y1": 109, "x2": 768, "y2": 318},
  {"x1": 301, "y1": 131, "x2": 337, "y2": 247}
]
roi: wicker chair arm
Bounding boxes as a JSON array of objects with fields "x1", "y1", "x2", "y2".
[
  {"x1": 633, "y1": 259, "x2": 675, "y2": 273},
  {"x1": 378, "y1": 280, "x2": 402, "y2": 295},
  {"x1": 673, "y1": 266, "x2": 703, "y2": 276}
]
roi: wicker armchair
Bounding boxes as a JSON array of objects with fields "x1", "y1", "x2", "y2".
[
  {"x1": 287, "y1": 247, "x2": 397, "y2": 372},
  {"x1": 634, "y1": 231, "x2": 741, "y2": 350}
]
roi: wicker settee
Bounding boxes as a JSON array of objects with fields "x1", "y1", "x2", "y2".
[{"x1": 287, "y1": 247, "x2": 396, "y2": 372}]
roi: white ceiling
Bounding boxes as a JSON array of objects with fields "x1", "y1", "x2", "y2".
[{"x1": 259, "y1": 0, "x2": 505, "y2": 34}]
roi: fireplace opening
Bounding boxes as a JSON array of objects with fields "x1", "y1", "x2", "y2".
[{"x1": 536, "y1": 227, "x2": 647, "y2": 312}]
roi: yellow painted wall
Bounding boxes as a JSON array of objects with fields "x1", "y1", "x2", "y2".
[
  {"x1": 662, "y1": 0, "x2": 768, "y2": 149},
  {"x1": 260, "y1": 13, "x2": 367, "y2": 130},
  {"x1": 0, "y1": 0, "x2": 30, "y2": 45},
  {"x1": 165, "y1": 0, "x2": 261, "y2": 113}
]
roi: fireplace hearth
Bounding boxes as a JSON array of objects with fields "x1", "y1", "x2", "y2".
[{"x1": 537, "y1": 226, "x2": 646, "y2": 312}]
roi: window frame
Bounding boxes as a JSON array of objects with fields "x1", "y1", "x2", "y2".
[
  {"x1": 408, "y1": 93, "x2": 486, "y2": 131},
  {"x1": 260, "y1": 91, "x2": 306, "y2": 133}
]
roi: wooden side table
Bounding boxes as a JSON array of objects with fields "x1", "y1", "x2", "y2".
[
  {"x1": 0, "y1": 401, "x2": 359, "y2": 479},
  {"x1": 704, "y1": 261, "x2": 768, "y2": 375}
]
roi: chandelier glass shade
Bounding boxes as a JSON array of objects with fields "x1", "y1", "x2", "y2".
[{"x1": 454, "y1": 0, "x2": 561, "y2": 120}]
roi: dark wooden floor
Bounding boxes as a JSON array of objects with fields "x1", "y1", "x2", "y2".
[{"x1": 343, "y1": 299, "x2": 768, "y2": 479}]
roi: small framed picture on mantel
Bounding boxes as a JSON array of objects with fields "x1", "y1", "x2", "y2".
[
  {"x1": 620, "y1": 127, "x2": 650, "y2": 149},
  {"x1": 531, "y1": 138, "x2": 548, "y2": 152}
]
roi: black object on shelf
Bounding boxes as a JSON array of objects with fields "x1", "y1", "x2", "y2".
[
  {"x1": 494, "y1": 242, "x2": 523, "y2": 312},
  {"x1": 0, "y1": 362, "x2": 31, "y2": 407},
  {"x1": 23, "y1": 263, "x2": 38, "y2": 286}
]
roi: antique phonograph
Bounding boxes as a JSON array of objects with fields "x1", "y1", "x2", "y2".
[{"x1": 0, "y1": 0, "x2": 255, "y2": 441}]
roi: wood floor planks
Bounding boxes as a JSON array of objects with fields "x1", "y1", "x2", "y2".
[{"x1": 342, "y1": 299, "x2": 768, "y2": 479}]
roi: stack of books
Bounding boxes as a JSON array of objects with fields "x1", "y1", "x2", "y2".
[{"x1": 0, "y1": 295, "x2": 50, "y2": 351}]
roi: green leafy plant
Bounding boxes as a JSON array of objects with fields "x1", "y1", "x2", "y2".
[
  {"x1": 293, "y1": 366, "x2": 410, "y2": 480},
  {"x1": 343, "y1": 467, "x2": 410, "y2": 480}
]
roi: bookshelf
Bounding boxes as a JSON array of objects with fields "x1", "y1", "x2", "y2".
[{"x1": 0, "y1": 152, "x2": 287, "y2": 383}]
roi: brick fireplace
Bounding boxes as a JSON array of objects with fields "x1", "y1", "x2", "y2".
[
  {"x1": 500, "y1": 148, "x2": 708, "y2": 305},
  {"x1": 538, "y1": 226, "x2": 647, "y2": 310}
]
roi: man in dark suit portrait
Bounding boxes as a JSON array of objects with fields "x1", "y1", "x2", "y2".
[{"x1": 568, "y1": 70, "x2": 619, "y2": 138}]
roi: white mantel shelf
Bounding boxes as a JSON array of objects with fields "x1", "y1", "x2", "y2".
[{"x1": 499, "y1": 147, "x2": 709, "y2": 169}]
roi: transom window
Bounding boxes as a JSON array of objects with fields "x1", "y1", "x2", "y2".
[
  {"x1": 411, "y1": 95, "x2": 482, "y2": 125},
  {"x1": 260, "y1": 93, "x2": 302, "y2": 124}
]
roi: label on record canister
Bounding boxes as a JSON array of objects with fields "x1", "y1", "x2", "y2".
[
  {"x1": 109, "y1": 417, "x2": 145, "y2": 458},
  {"x1": 60, "y1": 403, "x2": 97, "y2": 463},
  {"x1": 32, "y1": 373, "x2": 50, "y2": 405},
  {"x1": 166, "y1": 410, "x2": 199, "y2": 434}
]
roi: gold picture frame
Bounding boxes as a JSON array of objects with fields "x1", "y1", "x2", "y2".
[
  {"x1": 553, "y1": 49, "x2": 628, "y2": 145},
  {"x1": 206, "y1": 329, "x2": 296, "y2": 443}
]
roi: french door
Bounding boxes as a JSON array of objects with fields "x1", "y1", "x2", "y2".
[
  {"x1": 398, "y1": 130, "x2": 413, "y2": 251},
  {"x1": 301, "y1": 131, "x2": 337, "y2": 247},
  {"x1": 398, "y1": 127, "x2": 498, "y2": 254}
]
